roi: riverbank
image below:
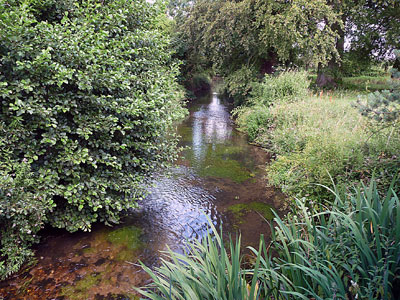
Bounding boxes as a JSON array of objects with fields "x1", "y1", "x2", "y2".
[{"x1": 234, "y1": 72, "x2": 400, "y2": 201}]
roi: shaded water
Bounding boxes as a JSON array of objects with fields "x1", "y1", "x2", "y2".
[{"x1": 0, "y1": 92, "x2": 284, "y2": 300}]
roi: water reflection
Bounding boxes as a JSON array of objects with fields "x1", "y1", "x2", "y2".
[
  {"x1": 192, "y1": 93, "x2": 233, "y2": 163},
  {"x1": 139, "y1": 166, "x2": 221, "y2": 252}
]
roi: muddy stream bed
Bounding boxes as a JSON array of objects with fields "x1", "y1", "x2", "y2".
[{"x1": 0, "y1": 91, "x2": 285, "y2": 300}]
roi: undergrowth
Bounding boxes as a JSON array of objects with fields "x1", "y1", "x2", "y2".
[{"x1": 235, "y1": 73, "x2": 400, "y2": 200}]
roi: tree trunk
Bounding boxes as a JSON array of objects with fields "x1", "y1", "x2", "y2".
[
  {"x1": 316, "y1": 61, "x2": 339, "y2": 88},
  {"x1": 260, "y1": 51, "x2": 278, "y2": 75},
  {"x1": 392, "y1": 57, "x2": 400, "y2": 75},
  {"x1": 316, "y1": 7, "x2": 345, "y2": 88}
]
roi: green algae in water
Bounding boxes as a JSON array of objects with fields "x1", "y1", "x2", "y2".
[
  {"x1": 249, "y1": 202, "x2": 275, "y2": 220},
  {"x1": 227, "y1": 203, "x2": 248, "y2": 221},
  {"x1": 61, "y1": 273, "x2": 102, "y2": 300},
  {"x1": 180, "y1": 138, "x2": 255, "y2": 183},
  {"x1": 228, "y1": 202, "x2": 274, "y2": 223},
  {"x1": 196, "y1": 144, "x2": 253, "y2": 183},
  {"x1": 106, "y1": 226, "x2": 143, "y2": 251},
  {"x1": 199, "y1": 158, "x2": 252, "y2": 183},
  {"x1": 177, "y1": 126, "x2": 193, "y2": 143},
  {"x1": 61, "y1": 272, "x2": 138, "y2": 300}
]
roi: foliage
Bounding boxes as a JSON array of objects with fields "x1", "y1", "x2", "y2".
[
  {"x1": 234, "y1": 71, "x2": 309, "y2": 141},
  {"x1": 341, "y1": 51, "x2": 376, "y2": 77},
  {"x1": 254, "y1": 180, "x2": 400, "y2": 299},
  {"x1": 221, "y1": 66, "x2": 258, "y2": 105},
  {"x1": 139, "y1": 180, "x2": 400, "y2": 299},
  {"x1": 0, "y1": 155, "x2": 50, "y2": 279},
  {"x1": 249, "y1": 71, "x2": 310, "y2": 106},
  {"x1": 237, "y1": 90, "x2": 400, "y2": 199},
  {"x1": 316, "y1": 0, "x2": 400, "y2": 87},
  {"x1": 234, "y1": 105, "x2": 271, "y2": 142},
  {"x1": 340, "y1": 75, "x2": 391, "y2": 92},
  {"x1": 137, "y1": 220, "x2": 262, "y2": 300},
  {"x1": 0, "y1": 0, "x2": 185, "y2": 279},
  {"x1": 345, "y1": 1, "x2": 400, "y2": 61},
  {"x1": 356, "y1": 50, "x2": 400, "y2": 124},
  {"x1": 184, "y1": 71, "x2": 212, "y2": 96},
  {"x1": 178, "y1": 0, "x2": 340, "y2": 100}
]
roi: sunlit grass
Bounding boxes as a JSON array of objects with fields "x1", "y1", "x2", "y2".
[{"x1": 256, "y1": 91, "x2": 400, "y2": 198}]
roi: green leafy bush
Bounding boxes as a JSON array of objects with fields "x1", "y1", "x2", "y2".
[
  {"x1": 0, "y1": 0, "x2": 185, "y2": 279},
  {"x1": 233, "y1": 105, "x2": 271, "y2": 142},
  {"x1": 140, "y1": 180, "x2": 400, "y2": 299},
  {"x1": 250, "y1": 70, "x2": 310, "y2": 106},
  {"x1": 221, "y1": 66, "x2": 258, "y2": 105}
]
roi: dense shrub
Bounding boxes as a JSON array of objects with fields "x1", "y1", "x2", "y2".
[
  {"x1": 233, "y1": 105, "x2": 271, "y2": 142},
  {"x1": 140, "y1": 180, "x2": 400, "y2": 299},
  {"x1": 0, "y1": 0, "x2": 185, "y2": 279},
  {"x1": 233, "y1": 71, "x2": 309, "y2": 142},
  {"x1": 221, "y1": 66, "x2": 258, "y2": 105},
  {"x1": 249, "y1": 70, "x2": 310, "y2": 106}
]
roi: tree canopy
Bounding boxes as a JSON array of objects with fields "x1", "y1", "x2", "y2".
[{"x1": 172, "y1": 0, "x2": 400, "y2": 90}]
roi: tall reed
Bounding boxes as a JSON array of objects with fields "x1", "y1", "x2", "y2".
[
  {"x1": 138, "y1": 180, "x2": 400, "y2": 299},
  {"x1": 136, "y1": 219, "x2": 262, "y2": 300}
]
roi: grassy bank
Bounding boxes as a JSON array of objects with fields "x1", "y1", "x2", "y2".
[
  {"x1": 235, "y1": 73, "x2": 400, "y2": 200},
  {"x1": 308, "y1": 74, "x2": 392, "y2": 91}
]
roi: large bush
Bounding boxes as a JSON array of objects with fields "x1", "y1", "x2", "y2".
[
  {"x1": 221, "y1": 66, "x2": 259, "y2": 105},
  {"x1": 249, "y1": 70, "x2": 310, "y2": 106},
  {"x1": 0, "y1": 0, "x2": 185, "y2": 278}
]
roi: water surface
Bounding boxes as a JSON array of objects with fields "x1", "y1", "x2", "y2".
[{"x1": 0, "y1": 92, "x2": 284, "y2": 300}]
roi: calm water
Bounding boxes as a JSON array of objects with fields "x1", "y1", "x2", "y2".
[{"x1": 0, "y1": 92, "x2": 284, "y2": 300}]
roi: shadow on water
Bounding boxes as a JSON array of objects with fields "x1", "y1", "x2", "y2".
[{"x1": 0, "y1": 91, "x2": 285, "y2": 299}]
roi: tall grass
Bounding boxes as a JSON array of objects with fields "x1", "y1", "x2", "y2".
[
  {"x1": 341, "y1": 76, "x2": 392, "y2": 92},
  {"x1": 136, "y1": 220, "x2": 262, "y2": 300},
  {"x1": 138, "y1": 180, "x2": 400, "y2": 299},
  {"x1": 236, "y1": 88, "x2": 400, "y2": 199},
  {"x1": 254, "y1": 179, "x2": 400, "y2": 299}
]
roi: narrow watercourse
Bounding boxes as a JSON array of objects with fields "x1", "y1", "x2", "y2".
[{"x1": 0, "y1": 91, "x2": 284, "y2": 300}]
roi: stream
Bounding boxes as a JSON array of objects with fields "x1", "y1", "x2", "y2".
[{"x1": 0, "y1": 91, "x2": 284, "y2": 300}]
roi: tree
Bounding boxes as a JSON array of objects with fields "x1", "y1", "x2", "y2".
[
  {"x1": 0, "y1": 0, "x2": 185, "y2": 278},
  {"x1": 316, "y1": 0, "x2": 400, "y2": 87},
  {"x1": 177, "y1": 0, "x2": 340, "y2": 100}
]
